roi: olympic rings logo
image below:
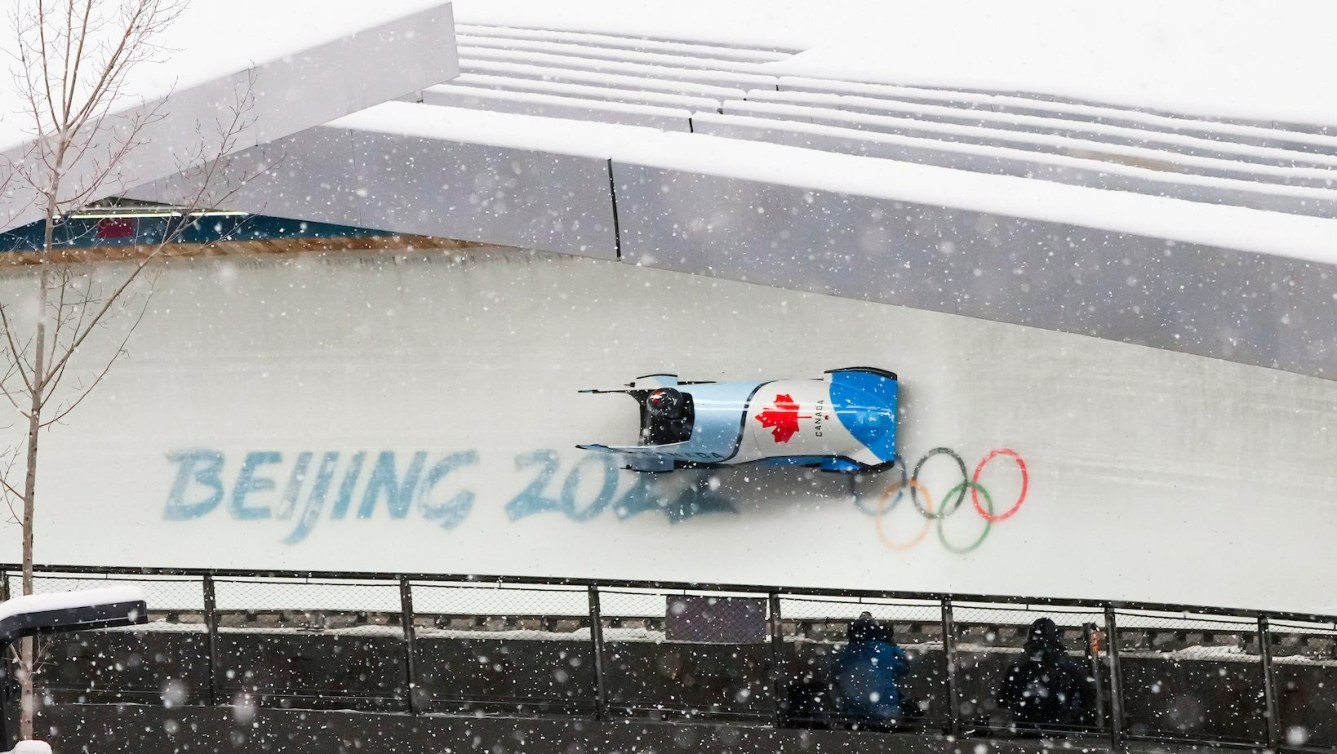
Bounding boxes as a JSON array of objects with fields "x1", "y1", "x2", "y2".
[{"x1": 855, "y1": 448, "x2": 1029, "y2": 554}]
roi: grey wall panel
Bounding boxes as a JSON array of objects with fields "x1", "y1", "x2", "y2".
[
  {"x1": 133, "y1": 126, "x2": 620, "y2": 260},
  {"x1": 346, "y1": 130, "x2": 618, "y2": 258},
  {"x1": 131, "y1": 127, "x2": 365, "y2": 230},
  {"x1": 612, "y1": 162, "x2": 1337, "y2": 379},
  {"x1": 239, "y1": 130, "x2": 364, "y2": 227}
]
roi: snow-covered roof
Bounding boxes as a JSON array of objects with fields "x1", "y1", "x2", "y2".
[
  {"x1": 429, "y1": 20, "x2": 1337, "y2": 219},
  {"x1": 454, "y1": 0, "x2": 1337, "y2": 129},
  {"x1": 0, "y1": 0, "x2": 459, "y2": 233}
]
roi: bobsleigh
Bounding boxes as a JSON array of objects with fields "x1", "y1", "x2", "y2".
[{"x1": 577, "y1": 368, "x2": 899, "y2": 473}]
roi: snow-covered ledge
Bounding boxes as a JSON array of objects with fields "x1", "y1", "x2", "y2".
[{"x1": 0, "y1": 1, "x2": 460, "y2": 233}]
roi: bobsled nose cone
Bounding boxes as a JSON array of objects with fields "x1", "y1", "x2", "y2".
[
  {"x1": 837, "y1": 406, "x2": 898, "y2": 464},
  {"x1": 857, "y1": 409, "x2": 895, "y2": 439}
]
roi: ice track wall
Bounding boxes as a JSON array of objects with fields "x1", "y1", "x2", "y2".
[{"x1": 2, "y1": 248, "x2": 1335, "y2": 614}]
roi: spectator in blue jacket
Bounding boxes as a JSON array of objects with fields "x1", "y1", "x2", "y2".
[{"x1": 830, "y1": 611, "x2": 910, "y2": 723}]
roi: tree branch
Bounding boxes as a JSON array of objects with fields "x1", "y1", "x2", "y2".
[
  {"x1": 0, "y1": 302, "x2": 35, "y2": 396},
  {"x1": 41, "y1": 284, "x2": 152, "y2": 426}
]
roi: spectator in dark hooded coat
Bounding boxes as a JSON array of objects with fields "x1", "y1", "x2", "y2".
[
  {"x1": 998, "y1": 617, "x2": 1090, "y2": 730},
  {"x1": 829, "y1": 611, "x2": 909, "y2": 722}
]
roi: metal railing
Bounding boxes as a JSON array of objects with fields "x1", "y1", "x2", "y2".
[{"x1": 7, "y1": 563, "x2": 1337, "y2": 752}]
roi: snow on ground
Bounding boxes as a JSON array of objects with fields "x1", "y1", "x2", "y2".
[{"x1": 453, "y1": 0, "x2": 1337, "y2": 128}]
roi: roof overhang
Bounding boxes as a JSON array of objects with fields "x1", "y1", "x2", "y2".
[{"x1": 0, "y1": 1, "x2": 459, "y2": 233}]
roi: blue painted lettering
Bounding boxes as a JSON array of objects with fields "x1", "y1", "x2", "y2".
[
  {"x1": 164, "y1": 449, "x2": 226, "y2": 520},
  {"x1": 360, "y1": 451, "x2": 428, "y2": 519},
  {"x1": 330, "y1": 452, "x2": 366, "y2": 519},
  {"x1": 417, "y1": 451, "x2": 478, "y2": 529},
  {"x1": 560, "y1": 455, "x2": 616, "y2": 522},
  {"x1": 505, "y1": 450, "x2": 562, "y2": 521},
  {"x1": 231, "y1": 451, "x2": 281, "y2": 520},
  {"x1": 276, "y1": 452, "x2": 312, "y2": 520},
  {"x1": 612, "y1": 474, "x2": 659, "y2": 520},
  {"x1": 166, "y1": 447, "x2": 739, "y2": 540},
  {"x1": 285, "y1": 452, "x2": 340, "y2": 545}
]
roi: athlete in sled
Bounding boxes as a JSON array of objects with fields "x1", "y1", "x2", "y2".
[{"x1": 578, "y1": 368, "x2": 899, "y2": 473}]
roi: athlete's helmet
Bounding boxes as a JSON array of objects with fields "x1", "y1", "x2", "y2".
[{"x1": 646, "y1": 388, "x2": 683, "y2": 417}]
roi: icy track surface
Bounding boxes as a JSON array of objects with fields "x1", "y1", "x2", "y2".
[{"x1": 2, "y1": 248, "x2": 1335, "y2": 615}]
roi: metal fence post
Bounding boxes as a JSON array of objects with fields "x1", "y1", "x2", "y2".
[
  {"x1": 0, "y1": 569, "x2": 8, "y2": 749},
  {"x1": 769, "y1": 592, "x2": 785, "y2": 728},
  {"x1": 1083, "y1": 622, "x2": 1107, "y2": 730},
  {"x1": 1104, "y1": 606, "x2": 1125, "y2": 751},
  {"x1": 587, "y1": 585, "x2": 609, "y2": 720},
  {"x1": 1259, "y1": 615, "x2": 1280, "y2": 751},
  {"x1": 0, "y1": 571, "x2": 7, "y2": 747},
  {"x1": 202, "y1": 574, "x2": 219, "y2": 706},
  {"x1": 940, "y1": 597, "x2": 961, "y2": 738},
  {"x1": 400, "y1": 577, "x2": 422, "y2": 715}
]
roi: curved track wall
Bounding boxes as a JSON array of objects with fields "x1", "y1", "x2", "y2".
[{"x1": 1, "y1": 247, "x2": 1334, "y2": 613}]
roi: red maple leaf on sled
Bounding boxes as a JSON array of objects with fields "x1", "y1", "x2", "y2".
[{"x1": 753, "y1": 393, "x2": 811, "y2": 444}]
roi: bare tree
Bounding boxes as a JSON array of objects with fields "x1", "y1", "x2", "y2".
[{"x1": 0, "y1": 0, "x2": 266, "y2": 739}]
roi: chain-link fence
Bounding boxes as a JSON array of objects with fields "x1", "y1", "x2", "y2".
[
  {"x1": 1113, "y1": 609, "x2": 1265, "y2": 745},
  {"x1": 950, "y1": 602, "x2": 1107, "y2": 738},
  {"x1": 13, "y1": 572, "x2": 208, "y2": 708},
  {"x1": 7, "y1": 565, "x2": 1337, "y2": 752},
  {"x1": 597, "y1": 587, "x2": 772, "y2": 721},
  {"x1": 410, "y1": 581, "x2": 594, "y2": 715},
  {"x1": 777, "y1": 595, "x2": 944, "y2": 731},
  {"x1": 212, "y1": 577, "x2": 406, "y2": 712},
  {"x1": 1261, "y1": 618, "x2": 1337, "y2": 751}
]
